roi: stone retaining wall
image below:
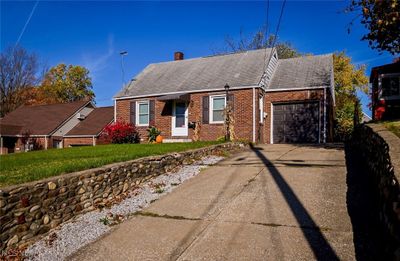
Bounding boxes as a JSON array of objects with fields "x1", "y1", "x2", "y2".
[
  {"x1": 0, "y1": 143, "x2": 244, "y2": 250},
  {"x1": 348, "y1": 123, "x2": 400, "y2": 260}
]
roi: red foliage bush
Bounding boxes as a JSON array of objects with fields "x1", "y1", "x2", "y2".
[{"x1": 101, "y1": 121, "x2": 140, "y2": 144}]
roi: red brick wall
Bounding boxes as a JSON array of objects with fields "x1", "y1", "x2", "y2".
[
  {"x1": 263, "y1": 89, "x2": 325, "y2": 144},
  {"x1": 116, "y1": 88, "x2": 258, "y2": 142},
  {"x1": 116, "y1": 88, "x2": 333, "y2": 144},
  {"x1": 63, "y1": 137, "x2": 95, "y2": 147}
]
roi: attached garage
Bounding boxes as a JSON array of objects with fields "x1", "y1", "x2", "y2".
[{"x1": 272, "y1": 101, "x2": 320, "y2": 144}]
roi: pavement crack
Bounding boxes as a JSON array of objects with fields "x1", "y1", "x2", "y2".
[
  {"x1": 251, "y1": 221, "x2": 332, "y2": 231},
  {"x1": 134, "y1": 211, "x2": 202, "y2": 221}
]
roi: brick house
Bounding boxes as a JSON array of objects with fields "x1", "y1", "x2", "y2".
[
  {"x1": 0, "y1": 101, "x2": 113, "y2": 154},
  {"x1": 114, "y1": 48, "x2": 335, "y2": 144},
  {"x1": 370, "y1": 59, "x2": 400, "y2": 120}
]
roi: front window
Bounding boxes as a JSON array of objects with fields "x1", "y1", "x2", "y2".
[
  {"x1": 137, "y1": 101, "x2": 149, "y2": 126},
  {"x1": 210, "y1": 95, "x2": 226, "y2": 123},
  {"x1": 381, "y1": 75, "x2": 400, "y2": 97}
]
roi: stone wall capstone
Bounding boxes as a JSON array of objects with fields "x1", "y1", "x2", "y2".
[
  {"x1": 348, "y1": 123, "x2": 400, "y2": 260},
  {"x1": 0, "y1": 142, "x2": 245, "y2": 250}
]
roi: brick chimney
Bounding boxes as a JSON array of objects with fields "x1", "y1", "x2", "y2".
[{"x1": 174, "y1": 51, "x2": 184, "y2": 61}]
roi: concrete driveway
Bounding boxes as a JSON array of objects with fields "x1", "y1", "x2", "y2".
[{"x1": 70, "y1": 144, "x2": 355, "y2": 261}]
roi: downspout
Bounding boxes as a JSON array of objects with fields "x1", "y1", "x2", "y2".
[
  {"x1": 323, "y1": 86, "x2": 327, "y2": 143},
  {"x1": 45, "y1": 136, "x2": 48, "y2": 150},
  {"x1": 252, "y1": 87, "x2": 256, "y2": 143},
  {"x1": 0, "y1": 136, "x2": 3, "y2": 155},
  {"x1": 93, "y1": 136, "x2": 96, "y2": 146}
]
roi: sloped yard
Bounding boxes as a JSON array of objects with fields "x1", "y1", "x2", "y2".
[
  {"x1": 0, "y1": 142, "x2": 221, "y2": 187},
  {"x1": 383, "y1": 120, "x2": 400, "y2": 138}
]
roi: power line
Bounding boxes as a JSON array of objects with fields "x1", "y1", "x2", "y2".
[
  {"x1": 267, "y1": 0, "x2": 287, "y2": 62},
  {"x1": 15, "y1": 0, "x2": 39, "y2": 47},
  {"x1": 262, "y1": 0, "x2": 270, "y2": 74},
  {"x1": 262, "y1": 0, "x2": 287, "y2": 86}
]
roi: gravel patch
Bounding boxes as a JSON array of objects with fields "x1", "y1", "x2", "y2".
[{"x1": 24, "y1": 155, "x2": 224, "y2": 261}]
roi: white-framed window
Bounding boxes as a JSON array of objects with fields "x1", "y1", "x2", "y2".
[
  {"x1": 136, "y1": 101, "x2": 149, "y2": 126},
  {"x1": 210, "y1": 95, "x2": 226, "y2": 123}
]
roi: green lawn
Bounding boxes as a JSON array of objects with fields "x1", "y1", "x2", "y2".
[
  {"x1": 383, "y1": 120, "x2": 400, "y2": 138},
  {"x1": 0, "y1": 141, "x2": 222, "y2": 187}
]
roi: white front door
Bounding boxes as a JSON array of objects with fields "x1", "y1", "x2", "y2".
[{"x1": 172, "y1": 101, "x2": 188, "y2": 136}]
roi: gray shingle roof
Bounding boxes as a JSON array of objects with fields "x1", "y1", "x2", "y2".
[
  {"x1": 66, "y1": 107, "x2": 114, "y2": 136},
  {"x1": 269, "y1": 54, "x2": 333, "y2": 90},
  {"x1": 114, "y1": 48, "x2": 272, "y2": 98},
  {"x1": 115, "y1": 50, "x2": 333, "y2": 99}
]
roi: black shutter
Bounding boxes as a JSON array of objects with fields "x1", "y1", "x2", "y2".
[
  {"x1": 149, "y1": 100, "x2": 155, "y2": 126},
  {"x1": 227, "y1": 94, "x2": 234, "y2": 112},
  {"x1": 130, "y1": 101, "x2": 136, "y2": 125},
  {"x1": 202, "y1": 96, "x2": 209, "y2": 124}
]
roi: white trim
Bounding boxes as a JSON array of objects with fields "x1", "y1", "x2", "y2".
[
  {"x1": 136, "y1": 100, "x2": 150, "y2": 127},
  {"x1": 381, "y1": 72, "x2": 400, "y2": 78},
  {"x1": 114, "y1": 85, "x2": 260, "y2": 101},
  {"x1": 209, "y1": 95, "x2": 226, "y2": 124},
  {"x1": 265, "y1": 86, "x2": 327, "y2": 92},
  {"x1": 171, "y1": 101, "x2": 189, "y2": 136},
  {"x1": 252, "y1": 87, "x2": 256, "y2": 143},
  {"x1": 330, "y1": 56, "x2": 336, "y2": 106},
  {"x1": 259, "y1": 94, "x2": 264, "y2": 124},
  {"x1": 270, "y1": 103, "x2": 274, "y2": 144},
  {"x1": 323, "y1": 86, "x2": 327, "y2": 143},
  {"x1": 114, "y1": 100, "x2": 117, "y2": 123},
  {"x1": 271, "y1": 101, "x2": 321, "y2": 144}
]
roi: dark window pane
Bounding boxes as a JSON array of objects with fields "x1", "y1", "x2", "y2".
[
  {"x1": 175, "y1": 115, "x2": 185, "y2": 127},
  {"x1": 382, "y1": 77, "x2": 400, "y2": 96}
]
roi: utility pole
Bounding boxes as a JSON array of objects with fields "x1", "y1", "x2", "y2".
[{"x1": 120, "y1": 51, "x2": 128, "y2": 87}]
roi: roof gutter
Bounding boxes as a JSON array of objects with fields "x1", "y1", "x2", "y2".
[
  {"x1": 113, "y1": 85, "x2": 261, "y2": 101},
  {"x1": 265, "y1": 86, "x2": 328, "y2": 92}
]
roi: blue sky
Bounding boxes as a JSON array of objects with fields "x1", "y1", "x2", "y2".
[{"x1": 1, "y1": 1, "x2": 396, "y2": 115}]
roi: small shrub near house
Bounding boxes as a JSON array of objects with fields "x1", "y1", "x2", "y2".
[
  {"x1": 147, "y1": 126, "x2": 161, "y2": 143},
  {"x1": 101, "y1": 121, "x2": 140, "y2": 144}
]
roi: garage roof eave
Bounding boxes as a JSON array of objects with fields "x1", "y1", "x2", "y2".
[{"x1": 265, "y1": 86, "x2": 328, "y2": 92}]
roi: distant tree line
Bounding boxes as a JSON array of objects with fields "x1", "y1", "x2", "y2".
[{"x1": 0, "y1": 46, "x2": 95, "y2": 117}]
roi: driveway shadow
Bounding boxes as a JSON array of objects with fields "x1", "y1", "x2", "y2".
[
  {"x1": 249, "y1": 144, "x2": 340, "y2": 260},
  {"x1": 345, "y1": 144, "x2": 385, "y2": 260}
]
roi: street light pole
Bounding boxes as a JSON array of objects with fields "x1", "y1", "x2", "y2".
[{"x1": 120, "y1": 51, "x2": 128, "y2": 87}]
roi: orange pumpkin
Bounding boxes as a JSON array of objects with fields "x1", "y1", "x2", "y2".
[{"x1": 156, "y1": 135, "x2": 163, "y2": 143}]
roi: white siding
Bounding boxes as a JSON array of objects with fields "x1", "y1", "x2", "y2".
[
  {"x1": 52, "y1": 104, "x2": 94, "y2": 137},
  {"x1": 259, "y1": 49, "x2": 278, "y2": 89}
]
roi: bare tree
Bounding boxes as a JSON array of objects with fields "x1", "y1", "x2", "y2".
[
  {"x1": 0, "y1": 46, "x2": 39, "y2": 117},
  {"x1": 217, "y1": 26, "x2": 302, "y2": 59}
]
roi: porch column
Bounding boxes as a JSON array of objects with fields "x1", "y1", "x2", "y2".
[{"x1": 92, "y1": 136, "x2": 96, "y2": 146}]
